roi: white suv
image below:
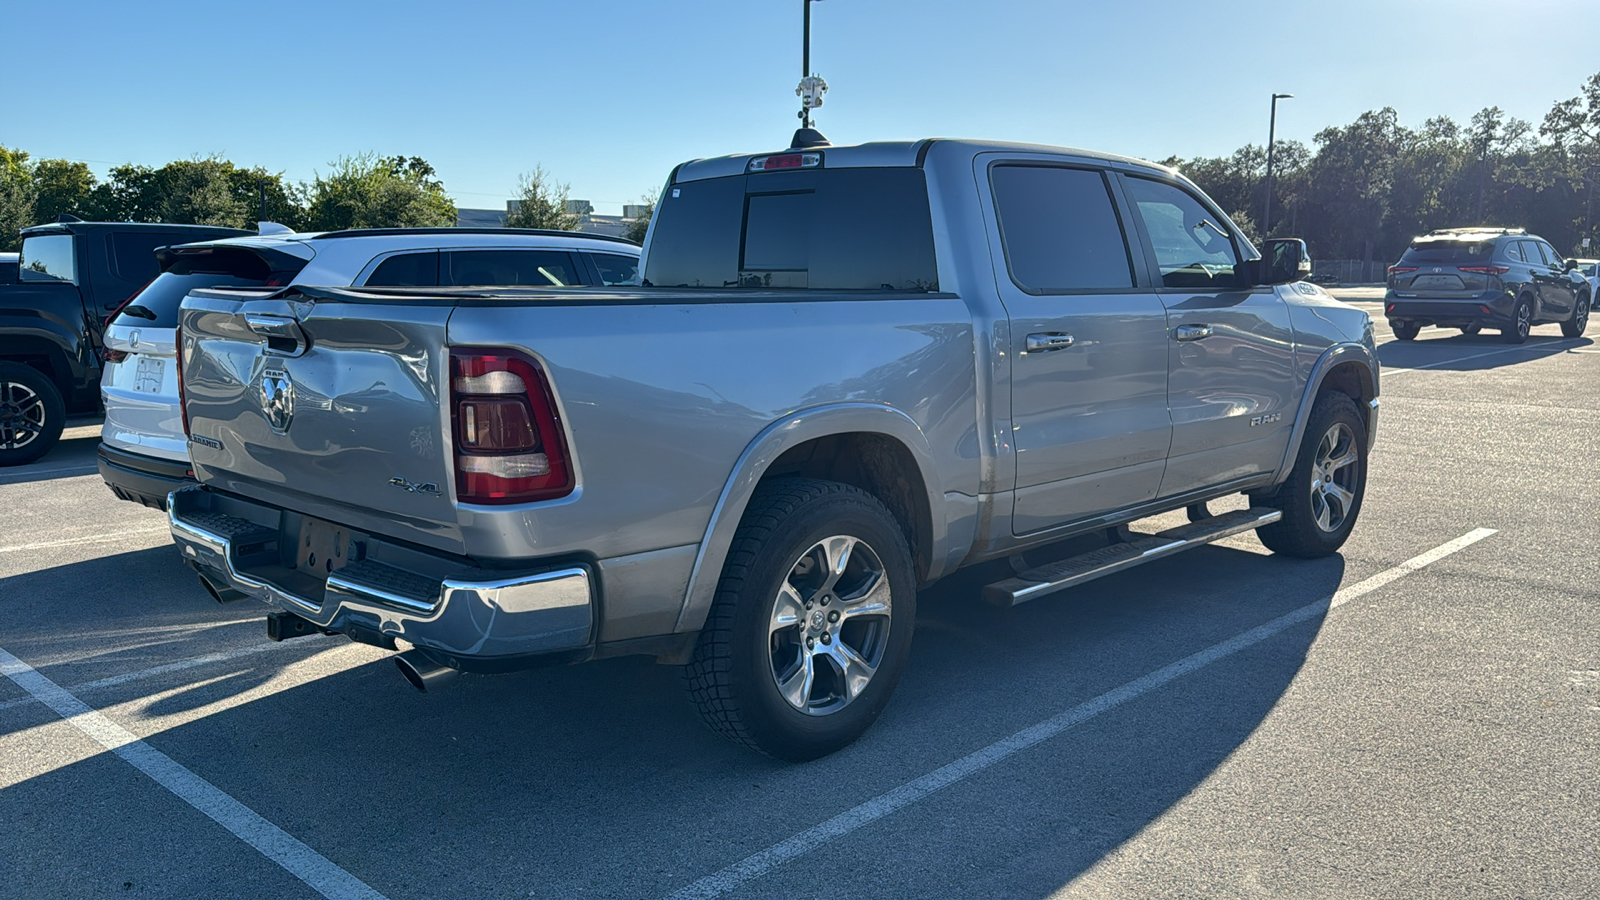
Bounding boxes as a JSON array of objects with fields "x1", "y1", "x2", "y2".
[{"x1": 97, "y1": 226, "x2": 641, "y2": 509}]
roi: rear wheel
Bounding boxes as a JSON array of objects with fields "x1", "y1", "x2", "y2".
[
  {"x1": 684, "y1": 478, "x2": 916, "y2": 760},
  {"x1": 1392, "y1": 321, "x2": 1420, "y2": 341},
  {"x1": 1254, "y1": 392, "x2": 1367, "y2": 559},
  {"x1": 1561, "y1": 293, "x2": 1590, "y2": 338},
  {"x1": 0, "y1": 362, "x2": 66, "y2": 467},
  {"x1": 1503, "y1": 296, "x2": 1533, "y2": 344}
]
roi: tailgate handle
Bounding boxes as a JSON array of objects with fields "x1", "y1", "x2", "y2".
[
  {"x1": 245, "y1": 314, "x2": 308, "y2": 356},
  {"x1": 1175, "y1": 324, "x2": 1214, "y2": 342}
]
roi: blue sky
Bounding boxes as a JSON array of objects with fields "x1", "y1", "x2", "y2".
[{"x1": 5, "y1": 0, "x2": 1596, "y2": 215}]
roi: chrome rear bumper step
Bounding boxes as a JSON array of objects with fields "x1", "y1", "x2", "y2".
[{"x1": 982, "y1": 507, "x2": 1282, "y2": 607}]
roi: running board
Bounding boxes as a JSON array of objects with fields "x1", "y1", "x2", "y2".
[{"x1": 982, "y1": 507, "x2": 1282, "y2": 607}]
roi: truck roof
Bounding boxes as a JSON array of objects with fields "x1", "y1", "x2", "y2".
[
  {"x1": 672, "y1": 138, "x2": 1177, "y2": 184},
  {"x1": 18, "y1": 220, "x2": 253, "y2": 238}
]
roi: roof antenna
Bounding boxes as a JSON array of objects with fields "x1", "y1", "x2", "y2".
[{"x1": 791, "y1": 0, "x2": 830, "y2": 149}]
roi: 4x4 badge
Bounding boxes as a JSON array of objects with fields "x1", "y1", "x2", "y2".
[{"x1": 260, "y1": 368, "x2": 294, "y2": 433}]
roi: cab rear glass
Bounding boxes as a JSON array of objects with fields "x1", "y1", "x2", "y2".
[{"x1": 644, "y1": 167, "x2": 938, "y2": 291}]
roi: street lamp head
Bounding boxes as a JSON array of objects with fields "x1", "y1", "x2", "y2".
[{"x1": 1273, "y1": 93, "x2": 1294, "y2": 100}]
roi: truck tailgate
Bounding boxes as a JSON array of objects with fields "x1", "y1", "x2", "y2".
[{"x1": 180, "y1": 290, "x2": 464, "y2": 554}]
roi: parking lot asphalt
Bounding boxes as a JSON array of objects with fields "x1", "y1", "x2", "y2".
[{"x1": 1, "y1": 291, "x2": 1596, "y2": 899}]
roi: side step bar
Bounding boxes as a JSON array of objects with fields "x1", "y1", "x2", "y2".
[{"x1": 982, "y1": 507, "x2": 1282, "y2": 607}]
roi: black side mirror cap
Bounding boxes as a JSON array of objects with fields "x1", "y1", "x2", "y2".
[{"x1": 1258, "y1": 238, "x2": 1312, "y2": 285}]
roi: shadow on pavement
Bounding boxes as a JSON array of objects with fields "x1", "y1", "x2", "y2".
[
  {"x1": 0, "y1": 434, "x2": 102, "y2": 484},
  {"x1": 0, "y1": 535, "x2": 1346, "y2": 898},
  {"x1": 1378, "y1": 333, "x2": 1590, "y2": 371}
]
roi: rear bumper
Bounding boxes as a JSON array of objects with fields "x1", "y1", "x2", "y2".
[
  {"x1": 1384, "y1": 290, "x2": 1514, "y2": 327},
  {"x1": 167, "y1": 485, "x2": 594, "y2": 669},
  {"x1": 98, "y1": 443, "x2": 195, "y2": 511}
]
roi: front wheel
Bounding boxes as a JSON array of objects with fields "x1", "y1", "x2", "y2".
[
  {"x1": 1255, "y1": 392, "x2": 1368, "y2": 558},
  {"x1": 0, "y1": 362, "x2": 67, "y2": 467},
  {"x1": 1561, "y1": 293, "x2": 1590, "y2": 338},
  {"x1": 684, "y1": 478, "x2": 916, "y2": 760},
  {"x1": 1392, "y1": 321, "x2": 1420, "y2": 341}
]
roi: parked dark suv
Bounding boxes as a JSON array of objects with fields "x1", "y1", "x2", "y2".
[{"x1": 1385, "y1": 228, "x2": 1590, "y2": 344}]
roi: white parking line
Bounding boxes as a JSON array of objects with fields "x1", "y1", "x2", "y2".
[
  {"x1": 0, "y1": 647, "x2": 388, "y2": 900},
  {"x1": 0, "y1": 642, "x2": 280, "y2": 714},
  {"x1": 0, "y1": 525, "x2": 169, "y2": 554},
  {"x1": 664, "y1": 528, "x2": 1497, "y2": 900}
]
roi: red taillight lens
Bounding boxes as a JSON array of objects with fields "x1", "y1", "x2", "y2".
[
  {"x1": 450, "y1": 349, "x2": 572, "y2": 503},
  {"x1": 1387, "y1": 266, "x2": 1417, "y2": 275},
  {"x1": 1459, "y1": 266, "x2": 1510, "y2": 275},
  {"x1": 747, "y1": 152, "x2": 822, "y2": 172},
  {"x1": 175, "y1": 325, "x2": 191, "y2": 438},
  {"x1": 101, "y1": 348, "x2": 128, "y2": 364}
]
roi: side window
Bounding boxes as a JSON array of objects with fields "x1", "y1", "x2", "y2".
[
  {"x1": 590, "y1": 253, "x2": 640, "y2": 286},
  {"x1": 990, "y1": 165, "x2": 1133, "y2": 292},
  {"x1": 108, "y1": 232, "x2": 173, "y2": 283},
  {"x1": 1519, "y1": 241, "x2": 1547, "y2": 267},
  {"x1": 363, "y1": 251, "x2": 439, "y2": 286},
  {"x1": 18, "y1": 234, "x2": 77, "y2": 283},
  {"x1": 1502, "y1": 242, "x2": 1524, "y2": 263},
  {"x1": 1124, "y1": 177, "x2": 1242, "y2": 289},
  {"x1": 443, "y1": 250, "x2": 583, "y2": 287},
  {"x1": 1537, "y1": 242, "x2": 1561, "y2": 267}
]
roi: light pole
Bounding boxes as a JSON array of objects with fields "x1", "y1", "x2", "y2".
[
  {"x1": 1263, "y1": 92, "x2": 1293, "y2": 238},
  {"x1": 794, "y1": 0, "x2": 829, "y2": 146}
]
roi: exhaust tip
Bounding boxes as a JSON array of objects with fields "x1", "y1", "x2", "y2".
[
  {"x1": 394, "y1": 649, "x2": 458, "y2": 693},
  {"x1": 197, "y1": 573, "x2": 246, "y2": 604}
]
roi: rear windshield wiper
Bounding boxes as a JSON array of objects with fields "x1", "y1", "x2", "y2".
[{"x1": 118, "y1": 305, "x2": 158, "y2": 321}]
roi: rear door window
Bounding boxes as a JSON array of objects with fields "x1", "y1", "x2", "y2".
[
  {"x1": 1124, "y1": 177, "x2": 1241, "y2": 289},
  {"x1": 442, "y1": 250, "x2": 583, "y2": 287},
  {"x1": 990, "y1": 164, "x2": 1134, "y2": 292},
  {"x1": 113, "y1": 272, "x2": 267, "y2": 328},
  {"x1": 18, "y1": 234, "x2": 77, "y2": 283},
  {"x1": 590, "y1": 252, "x2": 640, "y2": 286},
  {"x1": 1501, "y1": 242, "x2": 1524, "y2": 262},
  {"x1": 108, "y1": 232, "x2": 174, "y2": 283},
  {"x1": 363, "y1": 251, "x2": 439, "y2": 286}
]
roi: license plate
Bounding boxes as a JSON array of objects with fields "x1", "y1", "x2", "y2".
[
  {"x1": 1413, "y1": 275, "x2": 1463, "y2": 289},
  {"x1": 294, "y1": 516, "x2": 353, "y2": 577},
  {"x1": 133, "y1": 357, "x2": 165, "y2": 393}
]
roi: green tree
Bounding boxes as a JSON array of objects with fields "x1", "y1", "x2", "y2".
[
  {"x1": 504, "y1": 166, "x2": 578, "y2": 230},
  {"x1": 623, "y1": 190, "x2": 656, "y2": 243},
  {"x1": 306, "y1": 153, "x2": 457, "y2": 230},
  {"x1": 30, "y1": 158, "x2": 97, "y2": 224},
  {"x1": 0, "y1": 146, "x2": 37, "y2": 251}
]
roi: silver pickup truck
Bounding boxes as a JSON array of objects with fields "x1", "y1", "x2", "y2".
[{"x1": 169, "y1": 138, "x2": 1378, "y2": 760}]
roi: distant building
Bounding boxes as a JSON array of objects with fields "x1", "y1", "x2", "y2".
[{"x1": 455, "y1": 198, "x2": 640, "y2": 241}]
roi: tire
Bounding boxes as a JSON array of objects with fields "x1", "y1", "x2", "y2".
[
  {"x1": 0, "y1": 362, "x2": 67, "y2": 467},
  {"x1": 1392, "y1": 321, "x2": 1420, "y2": 341},
  {"x1": 1561, "y1": 293, "x2": 1590, "y2": 338},
  {"x1": 1502, "y1": 295, "x2": 1533, "y2": 344},
  {"x1": 1459, "y1": 323, "x2": 1482, "y2": 336},
  {"x1": 684, "y1": 477, "x2": 916, "y2": 761},
  {"x1": 1254, "y1": 392, "x2": 1367, "y2": 559}
]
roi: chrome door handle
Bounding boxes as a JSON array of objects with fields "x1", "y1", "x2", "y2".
[
  {"x1": 1025, "y1": 332, "x2": 1075, "y2": 352},
  {"x1": 1175, "y1": 324, "x2": 1214, "y2": 342},
  {"x1": 245, "y1": 314, "x2": 309, "y2": 356}
]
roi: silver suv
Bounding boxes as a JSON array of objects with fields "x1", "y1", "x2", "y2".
[{"x1": 98, "y1": 227, "x2": 640, "y2": 509}]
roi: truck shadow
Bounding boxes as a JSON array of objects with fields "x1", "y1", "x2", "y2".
[
  {"x1": 3, "y1": 539, "x2": 1342, "y2": 898},
  {"x1": 0, "y1": 434, "x2": 103, "y2": 485},
  {"x1": 1377, "y1": 333, "x2": 1591, "y2": 371}
]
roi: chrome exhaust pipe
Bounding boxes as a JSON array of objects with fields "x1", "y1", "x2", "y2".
[
  {"x1": 197, "y1": 572, "x2": 246, "y2": 603},
  {"x1": 394, "y1": 649, "x2": 459, "y2": 693}
]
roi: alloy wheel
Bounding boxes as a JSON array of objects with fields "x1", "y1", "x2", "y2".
[
  {"x1": 0, "y1": 381, "x2": 47, "y2": 451},
  {"x1": 768, "y1": 535, "x2": 892, "y2": 715},
  {"x1": 1308, "y1": 422, "x2": 1359, "y2": 533}
]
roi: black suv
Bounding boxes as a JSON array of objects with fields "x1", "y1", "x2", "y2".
[{"x1": 1384, "y1": 228, "x2": 1590, "y2": 344}]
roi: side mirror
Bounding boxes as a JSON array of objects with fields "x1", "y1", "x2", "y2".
[
  {"x1": 1260, "y1": 238, "x2": 1312, "y2": 285},
  {"x1": 1564, "y1": 258, "x2": 1580, "y2": 272}
]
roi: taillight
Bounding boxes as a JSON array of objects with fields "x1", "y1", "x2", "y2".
[
  {"x1": 101, "y1": 348, "x2": 128, "y2": 364},
  {"x1": 175, "y1": 325, "x2": 191, "y2": 438},
  {"x1": 1387, "y1": 266, "x2": 1417, "y2": 275},
  {"x1": 747, "y1": 152, "x2": 822, "y2": 172},
  {"x1": 450, "y1": 349, "x2": 572, "y2": 504},
  {"x1": 1459, "y1": 266, "x2": 1510, "y2": 275}
]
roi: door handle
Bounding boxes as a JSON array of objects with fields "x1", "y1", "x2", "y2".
[
  {"x1": 245, "y1": 314, "x2": 309, "y2": 356},
  {"x1": 1175, "y1": 324, "x2": 1214, "y2": 342},
  {"x1": 1025, "y1": 332, "x2": 1075, "y2": 352}
]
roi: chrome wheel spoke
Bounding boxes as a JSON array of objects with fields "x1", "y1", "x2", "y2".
[
  {"x1": 1312, "y1": 491, "x2": 1331, "y2": 531},
  {"x1": 770, "y1": 582, "x2": 806, "y2": 635},
  {"x1": 825, "y1": 642, "x2": 876, "y2": 702},
  {"x1": 819, "y1": 535, "x2": 857, "y2": 593},
  {"x1": 1325, "y1": 448, "x2": 1357, "y2": 473},
  {"x1": 840, "y1": 571, "x2": 891, "y2": 619},
  {"x1": 1327, "y1": 482, "x2": 1355, "y2": 517},
  {"x1": 776, "y1": 653, "x2": 816, "y2": 709}
]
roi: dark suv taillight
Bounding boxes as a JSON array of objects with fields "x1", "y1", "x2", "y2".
[
  {"x1": 176, "y1": 325, "x2": 191, "y2": 438},
  {"x1": 450, "y1": 349, "x2": 572, "y2": 503}
]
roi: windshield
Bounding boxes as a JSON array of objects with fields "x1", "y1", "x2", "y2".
[{"x1": 644, "y1": 167, "x2": 938, "y2": 291}]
